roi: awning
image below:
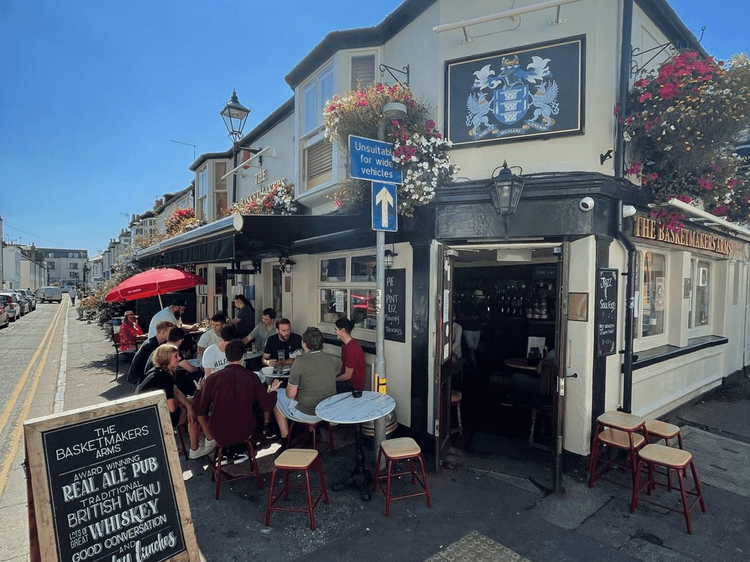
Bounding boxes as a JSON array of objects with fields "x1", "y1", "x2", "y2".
[{"x1": 135, "y1": 213, "x2": 372, "y2": 269}]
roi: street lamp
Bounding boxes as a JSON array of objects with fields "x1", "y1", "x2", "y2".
[
  {"x1": 489, "y1": 160, "x2": 526, "y2": 239},
  {"x1": 220, "y1": 90, "x2": 251, "y2": 204}
]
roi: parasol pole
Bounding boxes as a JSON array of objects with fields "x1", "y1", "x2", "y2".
[{"x1": 158, "y1": 294, "x2": 163, "y2": 308}]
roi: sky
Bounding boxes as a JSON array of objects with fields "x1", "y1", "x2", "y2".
[{"x1": 0, "y1": 0, "x2": 747, "y2": 257}]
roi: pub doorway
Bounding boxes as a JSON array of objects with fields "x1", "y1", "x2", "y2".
[{"x1": 447, "y1": 243, "x2": 564, "y2": 470}]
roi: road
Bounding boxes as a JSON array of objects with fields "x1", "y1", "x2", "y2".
[{"x1": 0, "y1": 298, "x2": 71, "y2": 562}]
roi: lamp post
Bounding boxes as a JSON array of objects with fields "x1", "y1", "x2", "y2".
[
  {"x1": 220, "y1": 90, "x2": 251, "y2": 205},
  {"x1": 489, "y1": 160, "x2": 526, "y2": 239}
]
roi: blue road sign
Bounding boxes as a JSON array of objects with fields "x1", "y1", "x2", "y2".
[
  {"x1": 372, "y1": 182, "x2": 398, "y2": 232},
  {"x1": 349, "y1": 135, "x2": 402, "y2": 184}
]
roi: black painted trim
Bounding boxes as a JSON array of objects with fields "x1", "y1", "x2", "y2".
[{"x1": 631, "y1": 336, "x2": 729, "y2": 370}]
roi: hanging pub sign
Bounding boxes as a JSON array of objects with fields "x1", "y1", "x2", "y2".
[
  {"x1": 445, "y1": 35, "x2": 585, "y2": 146},
  {"x1": 23, "y1": 392, "x2": 200, "y2": 562}
]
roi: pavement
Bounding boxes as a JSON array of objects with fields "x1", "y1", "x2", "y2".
[{"x1": 7, "y1": 302, "x2": 750, "y2": 562}]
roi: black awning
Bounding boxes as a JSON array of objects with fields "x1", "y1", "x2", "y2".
[{"x1": 136, "y1": 213, "x2": 372, "y2": 269}]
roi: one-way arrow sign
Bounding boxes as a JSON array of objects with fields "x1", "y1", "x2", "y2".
[{"x1": 372, "y1": 182, "x2": 398, "y2": 232}]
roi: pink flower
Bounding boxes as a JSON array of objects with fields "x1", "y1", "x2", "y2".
[
  {"x1": 639, "y1": 92, "x2": 653, "y2": 103},
  {"x1": 712, "y1": 205, "x2": 729, "y2": 216},
  {"x1": 698, "y1": 177, "x2": 713, "y2": 190},
  {"x1": 677, "y1": 194, "x2": 692, "y2": 203},
  {"x1": 635, "y1": 78, "x2": 650, "y2": 88},
  {"x1": 627, "y1": 161, "x2": 642, "y2": 175},
  {"x1": 614, "y1": 105, "x2": 621, "y2": 115}
]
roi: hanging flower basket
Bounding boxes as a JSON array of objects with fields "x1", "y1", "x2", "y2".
[
  {"x1": 226, "y1": 181, "x2": 300, "y2": 216},
  {"x1": 324, "y1": 83, "x2": 458, "y2": 217},
  {"x1": 620, "y1": 51, "x2": 750, "y2": 224}
]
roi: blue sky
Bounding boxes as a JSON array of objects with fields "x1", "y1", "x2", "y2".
[{"x1": 0, "y1": 0, "x2": 745, "y2": 257}]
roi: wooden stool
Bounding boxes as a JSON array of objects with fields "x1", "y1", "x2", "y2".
[
  {"x1": 645, "y1": 419, "x2": 683, "y2": 448},
  {"x1": 373, "y1": 437, "x2": 433, "y2": 516},
  {"x1": 265, "y1": 449, "x2": 329, "y2": 530},
  {"x1": 450, "y1": 391, "x2": 463, "y2": 435},
  {"x1": 645, "y1": 419, "x2": 684, "y2": 490},
  {"x1": 286, "y1": 420, "x2": 336, "y2": 455},
  {"x1": 588, "y1": 411, "x2": 648, "y2": 489},
  {"x1": 631, "y1": 443, "x2": 706, "y2": 534},
  {"x1": 211, "y1": 440, "x2": 262, "y2": 500}
]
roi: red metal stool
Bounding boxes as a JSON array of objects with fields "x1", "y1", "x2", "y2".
[
  {"x1": 588, "y1": 411, "x2": 648, "y2": 489},
  {"x1": 645, "y1": 419, "x2": 684, "y2": 490},
  {"x1": 174, "y1": 424, "x2": 189, "y2": 460},
  {"x1": 373, "y1": 437, "x2": 433, "y2": 516},
  {"x1": 211, "y1": 439, "x2": 262, "y2": 500},
  {"x1": 631, "y1": 443, "x2": 706, "y2": 534},
  {"x1": 286, "y1": 419, "x2": 336, "y2": 455},
  {"x1": 265, "y1": 449, "x2": 329, "y2": 530}
]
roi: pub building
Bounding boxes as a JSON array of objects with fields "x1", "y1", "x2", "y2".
[{"x1": 134, "y1": 0, "x2": 750, "y2": 475}]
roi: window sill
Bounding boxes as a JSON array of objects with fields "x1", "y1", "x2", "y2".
[{"x1": 631, "y1": 335, "x2": 728, "y2": 370}]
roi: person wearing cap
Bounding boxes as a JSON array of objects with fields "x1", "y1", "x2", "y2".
[
  {"x1": 118, "y1": 310, "x2": 143, "y2": 361},
  {"x1": 461, "y1": 289, "x2": 489, "y2": 370},
  {"x1": 148, "y1": 299, "x2": 187, "y2": 338}
]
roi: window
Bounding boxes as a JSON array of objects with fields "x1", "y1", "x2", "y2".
[
  {"x1": 638, "y1": 251, "x2": 666, "y2": 338},
  {"x1": 302, "y1": 65, "x2": 334, "y2": 135},
  {"x1": 197, "y1": 166, "x2": 208, "y2": 221},
  {"x1": 70, "y1": 263, "x2": 78, "y2": 270},
  {"x1": 318, "y1": 253, "x2": 376, "y2": 332},
  {"x1": 304, "y1": 137, "x2": 333, "y2": 191},
  {"x1": 214, "y1": 162, "x2": 228, "y2": 217},
  {"x1": 690, "y1": 259, "x2": 710, "y2": 328},
  {"x1": 351, "y1": 55, "x2": 375, "y2": 89}
]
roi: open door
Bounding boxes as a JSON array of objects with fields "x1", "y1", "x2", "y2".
[{"x1": 434, "y1": 244, "x2": 455, "y2": 469}]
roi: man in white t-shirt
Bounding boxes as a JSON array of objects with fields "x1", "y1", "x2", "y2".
[
  {"x1": 197, "y1": 313, "x2": 226, "y2": 355},
  {"x1": 148, "y1": 299, "x2": 186, "y2": 337},
  {"x1": 202, "y1": 325, "x2": 240, "y2": 376}
]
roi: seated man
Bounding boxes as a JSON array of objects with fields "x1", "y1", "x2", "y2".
[
  {"x1": 262, "y1": 318, "x2": 303, "y2": 369},
  {"x1": 192, "y1": 340, "x2": 277, "y2": 464},
  {"x1": 127, "y1": 320, "x2": 174, "y2": 385},
  {"x1": 270, "y1": 327, "x2": 337, "y2": 445},
  {"x1": 242, "y1": 307, "x2": 277, "y2": 352},
  {"x1": 202, "y1": 325, "x2": 242, "y2": 377},
  {"x1": 197, "y1": 313, "x2": 226, "y2": 355}
]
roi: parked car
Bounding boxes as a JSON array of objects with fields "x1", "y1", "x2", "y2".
[
  {"x1": 0, "y1": 300, "x2": 9, "y2": 328},
  {"x1": 0, "y1": 293, "x2": 22, "y2": 321},
  {"x1": 9, "y1": 291, "x2": 31, "y2": 315},
  {"x1": 38, "y1": 286, "x2": 63, "y2": 303},
  {"x1": 20, "y1": 289, "x2": 37, "y2": 311}
]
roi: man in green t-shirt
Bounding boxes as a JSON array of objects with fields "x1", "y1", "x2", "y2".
[{"x1": 269, "y1": 327, "x2": 337, "y2": 444}]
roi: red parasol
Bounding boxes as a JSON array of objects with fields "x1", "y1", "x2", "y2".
[{"x1": 105, "y1": 268, "x2": 204, "y2": 307}]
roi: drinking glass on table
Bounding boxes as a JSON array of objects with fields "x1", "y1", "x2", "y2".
[{"x1": 276, "y1": 350, "x2": 286, "y2": 374}]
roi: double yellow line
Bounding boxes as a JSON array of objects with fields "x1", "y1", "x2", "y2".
[{"x1": 0, "y1": 301, "x2": 67, "y2": 498}]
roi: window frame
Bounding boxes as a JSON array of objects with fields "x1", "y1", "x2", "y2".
[
  {"x1": 317, "y1": 251, "x2": 377, "y2": 339},
  {"x1": 633, "y1": 249, "x2": 669, "y2": 350}
]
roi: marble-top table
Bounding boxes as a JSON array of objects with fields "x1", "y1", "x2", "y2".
[{"x1": 316, "y1": 391, "x2": 396, "y2": 501}]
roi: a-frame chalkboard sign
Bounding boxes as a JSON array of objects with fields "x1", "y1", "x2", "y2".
[{"x1": 23, "y1": 391, "x2": 200, "y2": 562}]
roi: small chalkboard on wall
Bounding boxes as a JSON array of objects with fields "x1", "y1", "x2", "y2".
[
  {"x1": 595, "y1": 268, "x2": 618, "y2": 358},
  {"x1": 23, "y1": 392, "x2": 200, "y2": 562}
]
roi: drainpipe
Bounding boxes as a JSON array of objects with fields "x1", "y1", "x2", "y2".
[
  {"x1": 614, "y1": 0, "x2": 634, "y2": 179},
  {"x1": 617, "y1": 201, "x2": 636, "y2": 413}
]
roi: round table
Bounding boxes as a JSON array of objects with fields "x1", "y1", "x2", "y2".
[
  {"x1": 255, "y1": 366, "x2": 290, "y2": 384},
  {"x1": 316, "y1": 391, "x2": 396, "y2": 501}
]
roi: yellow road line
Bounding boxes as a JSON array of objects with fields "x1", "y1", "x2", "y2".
[{"x1": 0, "y1": 302, "x2": 67, "y2": 497}]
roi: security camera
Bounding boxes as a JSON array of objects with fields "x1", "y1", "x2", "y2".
[{"x1": 579, "y1": 197, "x2": 595, "y2": 212}]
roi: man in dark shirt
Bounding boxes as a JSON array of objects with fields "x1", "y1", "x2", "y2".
[
  {"x1": 262, "y1": 318, "x2": 303, "y2": 369},
  {"x1": 127, "y1": 320, "x2": 174, "y2": 384},
  {"x1": 192, "y1": 339, "x2": 277, "y2": 464}
]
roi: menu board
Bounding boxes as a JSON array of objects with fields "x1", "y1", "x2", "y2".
[
  {"x1": 596, "y1": 268, "x2": 618, "y2": 358},
  {"x1": 24, "y1": 392, "x2": 199, "y2": 562},
  {"x1": 384, "y1": 269, "x2": 406, "y2": 343}
]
